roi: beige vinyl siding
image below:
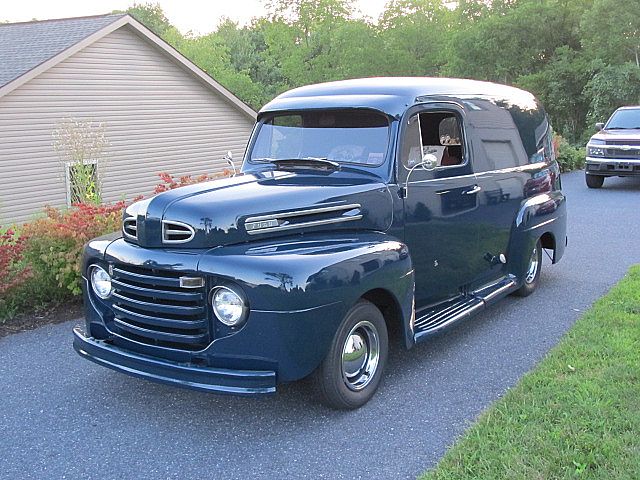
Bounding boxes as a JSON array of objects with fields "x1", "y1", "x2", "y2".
[{"x1": 0, "y1": 25, "x2": 254, "y2": 224}]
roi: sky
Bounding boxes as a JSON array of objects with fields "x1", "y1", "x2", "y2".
[{"x1": 1, "y1": 0, "x2": 390, "y2": 34}]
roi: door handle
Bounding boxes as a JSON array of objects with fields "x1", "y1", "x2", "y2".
[{"x1": 464, "y1": 185, "x2": 482, "y2": 195}]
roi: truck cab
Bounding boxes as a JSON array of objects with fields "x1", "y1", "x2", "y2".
[{"x1": 74, "y1": 77, "x2": 567, "y2": 409}]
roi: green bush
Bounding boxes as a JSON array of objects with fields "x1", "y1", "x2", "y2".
[{"x1": 554, "y1": 134, "x2": 585, "y2": 172}]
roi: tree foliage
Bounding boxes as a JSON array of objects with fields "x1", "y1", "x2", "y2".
[{"x1": 119, "y1": 1, "x2": 640, "y2": 143}]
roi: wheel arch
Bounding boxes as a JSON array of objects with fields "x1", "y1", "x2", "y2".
[
  {"x1": 361, "y1": 288, "x2": 405, "y2": 344},
  {"x1": 539, "y1": 231, "x2": 558, "y2": 263}
]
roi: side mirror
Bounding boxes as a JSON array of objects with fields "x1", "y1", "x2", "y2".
[
  {"x1": 421, "y1": 153, "x2": 438, "y2": 171},
  {"x1": 223, "y1": 150, "x2": 237, "y2": 176},
  {"x1": 595, "y1": 122, "x2": 605, "y2": 131}
]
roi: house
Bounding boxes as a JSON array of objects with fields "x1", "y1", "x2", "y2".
[{"x1": 0, "y1": 14, "x2": 257, "y2": 224}]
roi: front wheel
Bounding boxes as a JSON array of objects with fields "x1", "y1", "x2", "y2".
[
  {"x1": 586, "y1": 173, "x2": 604, "y2": 189},
  {"x1": 514, "y1": 240, "x2": 542, "y2": 297},
  {"x1": 313, "y1": 300, "x2": 388, "y2": 409}
]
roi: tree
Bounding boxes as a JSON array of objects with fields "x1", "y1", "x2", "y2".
[
  {"x1": 262, "y1": 0, "x2": 373, "y2": 86},
  {"x1": 118, "y1": 3, "x2": 174, "y2": 39},
  {"x1": 517, "y1": 46, "x2": 592, "y2": 142},
  {"x1": 584, "y1": 62, "x2": 640, "y2": 125},
  {"x1": 447, "y1": 0, "x2": 588, "y2": 83},
  {"x1": 378, "y1": 0, "x2": 453, "y2": 76},
  {"x1": 581, "y1": 0, "x2": 640, "y2": 67},
  {"x1": 108, "y1": 0, "x2": 639, "y2": 143}
]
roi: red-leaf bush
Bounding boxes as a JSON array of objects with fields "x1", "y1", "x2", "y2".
[
  {"x1": 154, "y1": 170, "x2": 229, "y2": 193},
  {"x1": 0, "y1": 227, "x2": 32, "y2": 296},
  {"x1": 20, "y1": 202, "x2": 126, "y2": 297},
  {"x1": 2, "y1": 170, "x2": 227, "y2": 321}
]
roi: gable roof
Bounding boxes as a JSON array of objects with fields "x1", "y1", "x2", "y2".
[
  {"x1": 0, "y1": 14, "x2": 125, "y2": 87},
  {"x1": 0, "y1": 14, "x2": 256, "y2": 119}
]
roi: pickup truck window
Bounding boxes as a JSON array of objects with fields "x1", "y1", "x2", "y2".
[
  {"x1": 250, "y1": 109, "x2": 390, "y2": 166},
  {"x1": 401, "y1": 111, "x2": 464, "y2": 169}
]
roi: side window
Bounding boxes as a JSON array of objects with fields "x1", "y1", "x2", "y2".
[{"x1": 401, "y1": 111, "x2": 465, "y2": 169}]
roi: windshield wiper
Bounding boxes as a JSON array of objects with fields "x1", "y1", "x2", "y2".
[{"x1": 253, "y1": 157, "x2": 340, "y2": 170}]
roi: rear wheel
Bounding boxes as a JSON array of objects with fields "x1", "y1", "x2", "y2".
[
  {"x1": 313, "y1": 300, "x2": 388, "y2": 409},
  {"x1": 515, "y1": 240, "x2": 542, "y2": 297},
  {"x1": 586, "y1": 173, "x2": 604, "y2": 188}
]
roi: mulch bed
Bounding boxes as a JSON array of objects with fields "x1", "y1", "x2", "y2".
[{"x1": 0, "y1": 300, "x2": 83, "y2": 339}]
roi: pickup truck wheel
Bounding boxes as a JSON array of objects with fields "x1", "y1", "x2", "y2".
[
  {"x1": 586, "y1": 173, "x2": 604, "y2": 188},
  {"x1": 313, "y1": 300, "x2": 388, "y2": 410},
  {"x1": 514, "y1": 240, "x2": 542, "y2": 297}
]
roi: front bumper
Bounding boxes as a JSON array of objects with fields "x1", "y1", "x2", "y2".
[
  {"x1": 585, "y1": 157, "x2": 640, "y2": 176},
  {"x1": 73, "y1": 327, "x2": 276, "y2": 395}
]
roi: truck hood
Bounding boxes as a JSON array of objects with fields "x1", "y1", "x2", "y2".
[
  {"x1": 123, "y1": 169, "x2": 393, "y2": 248},
  {"x1": 591, "y1": 128, "x2": 640, "y2": 143}
]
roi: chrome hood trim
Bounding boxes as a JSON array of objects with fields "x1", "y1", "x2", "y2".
[{"x1": 245, "y1": 203, "x2": 362, "y2": 235}]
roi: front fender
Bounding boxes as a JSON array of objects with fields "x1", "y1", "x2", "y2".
[
  {"x1": 199, "y1": 232, "x2": 413, "y2": 312},
  {"x1": 198, "y1": 232, "x2": 414, "y2": 380}
]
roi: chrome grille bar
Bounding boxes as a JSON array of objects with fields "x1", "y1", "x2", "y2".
[{"x1": 110, "y1": 264, "x2": 210, "y2": 351}]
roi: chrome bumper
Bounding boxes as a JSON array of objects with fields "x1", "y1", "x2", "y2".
[{"x1": 73, "y1": 327, "x2": 277, "y2": 395}]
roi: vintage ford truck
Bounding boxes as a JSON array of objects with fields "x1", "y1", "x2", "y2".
[{"x1": 73, "y1": 77, "x2": 567, "y2": 409}]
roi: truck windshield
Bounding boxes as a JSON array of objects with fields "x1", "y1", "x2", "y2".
[
  {"x1": 250, "y1": 109, "x2": 390, "y2": 166},
  {"x1": 606, "y1": 108, "x2": 640, "y2": 129}
]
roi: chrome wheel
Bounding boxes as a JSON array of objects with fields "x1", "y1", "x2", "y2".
[
  {"x1": 524, "y1": 246, "x2": 540, "y2": 284},
  {"x1": 314, "y1": 300, "x2": 388, "y2": 409},
  {"x1": 341, "y1": 320, "x2": 380, "y2": 391}
]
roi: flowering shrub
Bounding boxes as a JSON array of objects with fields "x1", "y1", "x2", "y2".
[
  {"x1": 2, "y1": 169, "x2": 227, "y2": 321},
  {"x1": 154, "y1": 170, "x2": 229, "y2": 193},
  {"x1": 21, "y1": 203, "x2": 125, "y2": 296}
]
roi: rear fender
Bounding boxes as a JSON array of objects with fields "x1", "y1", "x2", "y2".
[{"x1": 510, "y1": 191, "x2": 567, "y2": 280}]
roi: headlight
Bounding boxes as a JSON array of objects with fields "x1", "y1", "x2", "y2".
[
  {"x1": 212, "y1": 286, "x2": 247, "y2": 326},
  {"x1": 587, "y1": 145, "x2": 605, "y2": 156},
  {"x1": 90, "y1": 265, "x2": 112, "y2": 299}
]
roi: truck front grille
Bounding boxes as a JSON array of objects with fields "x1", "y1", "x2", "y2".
[
  {"x1": 110, "y1": 264, "x2": 210, "y2": 350},
  {"x1": 604, "y1": 148, "x2": 640, "y2": 159}
]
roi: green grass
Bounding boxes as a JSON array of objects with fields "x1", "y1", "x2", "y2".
[{"x1": 421, "y1": 265, "x2": 640, "y2": 480}]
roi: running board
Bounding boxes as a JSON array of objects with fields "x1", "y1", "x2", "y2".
[{"x1": 413, "y1": 276, "x2": 517, "y2": 343}]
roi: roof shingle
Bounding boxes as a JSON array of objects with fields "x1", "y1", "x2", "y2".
[{"x1": 0, "y1": 14, "x2": 124, "y2": 87}]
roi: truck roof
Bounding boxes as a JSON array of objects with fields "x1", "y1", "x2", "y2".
[{"x1": 260, "y1": 77, "x2": 539, "y2": 118}]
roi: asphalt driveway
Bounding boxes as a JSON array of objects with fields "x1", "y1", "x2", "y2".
[{"x1": 1, "y1": 170, "x2": 639, "y2": 480}]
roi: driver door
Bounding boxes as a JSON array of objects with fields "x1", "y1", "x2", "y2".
[{"x1": 400, "y1": 104, "x2": 485, "y2": 308}]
